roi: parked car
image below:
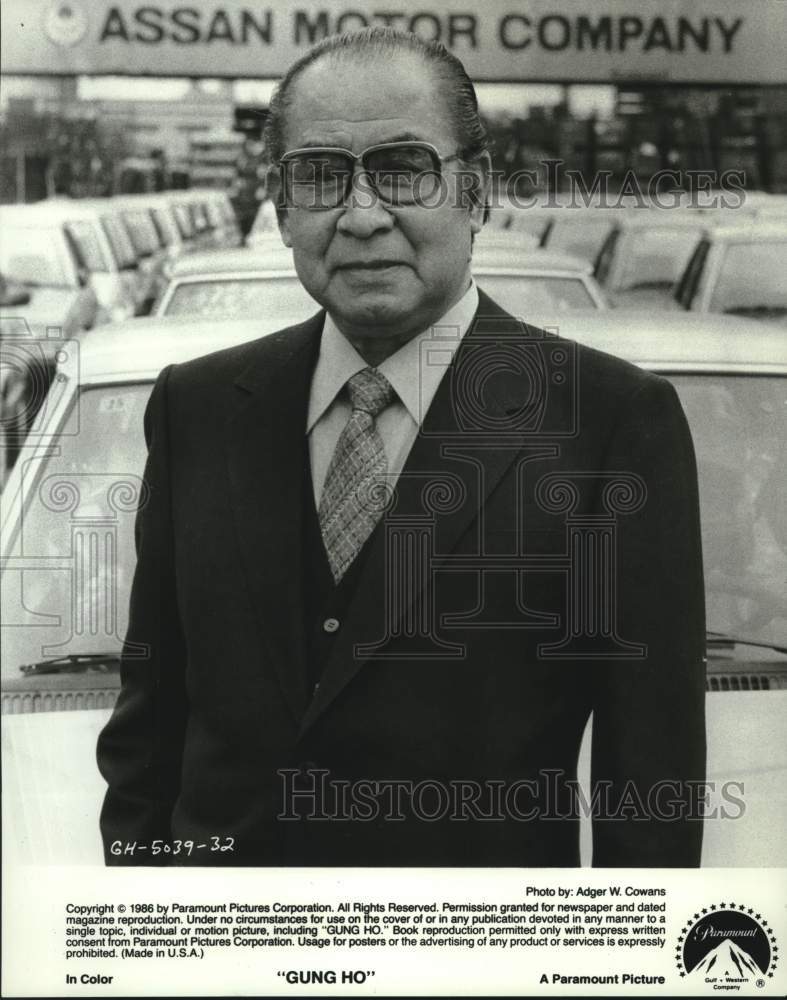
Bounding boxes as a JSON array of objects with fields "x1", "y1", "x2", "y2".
[
  {"x1": 2, "y1": 310, "x2": 784, "y2": 865},
  {"x1": 17, "y1": 199, "x2": 139, "y2": 324},
  {"x1": 473, "y1": 233, "x2": 608, "y2": 312},
  {"x1": 0, "y1": 204, "x2": 100, "y2": 335},
  {"x1": 0, "y1": 204, "x2": 101, "y2": 479},
  {"x1": 156, "y1": 235, "x2": 606, "y2": 321},
  {"x1": 592, "y1": 212, "x2": 711, "y2": 308},
  {"x1": 110, "y1": 195, "x2": 172, "y2": 315},
  {"x1": 155, "y1": 241, "x2": 318, "y2": 320},
  {"x1": 675, "y1": 221, "x2": 787, "y2": 325}
]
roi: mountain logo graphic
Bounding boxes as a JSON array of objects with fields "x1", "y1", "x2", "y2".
[{"x1": 675, "y1": 904, "x2": 778, "y2": 989}]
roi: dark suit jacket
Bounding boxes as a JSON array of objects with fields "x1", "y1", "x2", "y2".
[{"x1": 97, "y1": 289, "x2": 706, "y2": 867}]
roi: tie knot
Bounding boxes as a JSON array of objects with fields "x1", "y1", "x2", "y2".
[{"x1": 347, "y1": 367, "x2": 394, "y2": 418}]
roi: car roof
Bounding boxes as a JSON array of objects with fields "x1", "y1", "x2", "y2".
[
  {"x1": 608, "y1": 211, "x2": 713, "y2": 231},
  {"x1": 473, "y1": 231, "x2": 591, "y2": 271},
  {"x1": 75, "y1": 314, "x2": 315, "y2": 382},
  {"x1": 71, "y1": 308, "x2": 786, "y2": 389},
  {"x1": 530, "y1": 310, "x2": 787, "y2": 372},
  {"x1": 170, "y1": 243, "x2": 295, "y2": 277},
  {"x1": 704, "y1": 222, "x2": 787, "y2": 243}
]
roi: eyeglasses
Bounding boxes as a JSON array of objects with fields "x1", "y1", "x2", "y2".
[{"x1": 277, "y1": 141, "x2": 463, "y2": 210}]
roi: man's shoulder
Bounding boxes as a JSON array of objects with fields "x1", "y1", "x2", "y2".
[
  {"x1": 473, "y1": 288, "x2": 668, "y2": 407},
  {"x1": 168, "y1": 310, "x2": 323, "y2": 390}
]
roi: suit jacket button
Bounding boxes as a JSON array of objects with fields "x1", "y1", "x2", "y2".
[{"x1": 323, "y1": 617, "x2": 340, "y2": 634}]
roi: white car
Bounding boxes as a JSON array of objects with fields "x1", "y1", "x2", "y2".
[
  {"x1": 155, "y1": 235, "x2": 607, "y2": 321},
  {"x1": 675, "y1": 221, "x2": 787, "y2": 325}
]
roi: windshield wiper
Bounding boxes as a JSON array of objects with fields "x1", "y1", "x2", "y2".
[
  {"x1": 723, "y1": 305, "x2": 787, "y2": 316},
  {"x1": 19, "y1": 652, "x2": 121, "y2": 676},
  {"x1": 706, "y1": 631, "x2": 787, "y2": 656},
  {"x1": 622, "y1": 280, "x2": 674, "y2": 291}
]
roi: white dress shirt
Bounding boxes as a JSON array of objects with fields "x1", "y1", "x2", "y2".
[{"x1": 307, "y1": 282, "x2": 479, "y2": 506}]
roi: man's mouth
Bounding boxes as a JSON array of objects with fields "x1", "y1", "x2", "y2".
[{"x1": 336, "y1": 261, "x2": 406, "y2": 271}]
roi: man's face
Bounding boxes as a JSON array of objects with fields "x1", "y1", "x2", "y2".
[{"x1": 278, "y1": 53, "x2": 487, "y2": 351}]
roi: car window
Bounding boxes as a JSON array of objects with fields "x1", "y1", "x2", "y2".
[
  {"x1": 65, "y1": 221, "x2": 110, "y2": 273},
  {"x1": 1, "y1": 383, "x2": 151, "y2": 678},
  {"x1": 121, "y1": 210, "x2": 159, "y2": 256},
  {"x1": 613, "y1": 227, "x2": 701, "y2": 292},
  {"x1": 675, "y1": 238, "x2": 710, "y2": 309},
  {"x1": 150, "y1": 208, "x2": 174, "y2": 247},
  {"x1": 543, "y1": 217, "x2": 613, "y2": 261},
  {"x1": 594, "y1": 229, "x2": 618, "y2": 284},
  {"x1": 162, "y1": 276, "x2": 319, "y2": 319},
  {"x1": 100, "y1": 215, "x2": 137, "y2": 268},
  {"x1": 710, "y1": 241, "x2": 787, "y2": 315},
  {"x1": 172, "y1": 204, "x2": 195, "y2": 239},
  {"x1": 480, "y1": 274, "x2": 597, "y2": 312},
  {"x1": 0, "y1": 225, "x2": 73, "y2": 288},
  {"x1": 668, "y1": 374, "x2": 787, "y2": 649}
]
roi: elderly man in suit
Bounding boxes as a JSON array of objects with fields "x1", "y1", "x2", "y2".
[{"x1": 98, "y1": 28, "x2": 705, "y2": 867}]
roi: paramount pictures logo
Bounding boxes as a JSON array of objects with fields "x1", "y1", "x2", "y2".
[{"x1": 675, "y1": 903, "x2": 779, "y2": 990}]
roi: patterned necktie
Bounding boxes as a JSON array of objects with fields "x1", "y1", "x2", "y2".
[{"x1": 318, "y1": 367, "x2": 396, "y2": 583}]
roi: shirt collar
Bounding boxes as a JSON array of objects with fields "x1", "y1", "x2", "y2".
[{"x1": 307, "y1": 281, "x2": 479, "y2": 432}]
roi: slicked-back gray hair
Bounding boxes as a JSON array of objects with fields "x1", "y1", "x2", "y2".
[{"x1": 263, "y1": 27, "x2": 490, "y2": 218}]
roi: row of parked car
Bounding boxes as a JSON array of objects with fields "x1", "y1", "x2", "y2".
[
  {"x1": 492, "y1": 191, "x2": 787, "y2": 319},
  {"x1": 0, "y1": 188, "x2": 241, "y2": 473}
]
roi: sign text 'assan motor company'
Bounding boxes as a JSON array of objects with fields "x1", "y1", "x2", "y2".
[{"x1": 2, "y1": 0, "x2": 786, "y2": 82}]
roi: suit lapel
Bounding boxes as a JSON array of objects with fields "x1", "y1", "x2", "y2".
[
  {"x1": 299, "y1": 290, "x2": 546, "y2": 736},
  {"x1": 225, "y1": 313, "x2": 323, "y2": 726}
]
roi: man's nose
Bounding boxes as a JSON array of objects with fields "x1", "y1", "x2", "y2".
[{"x1": 335, "y1": 170, "x2": 394, "y2": 239}]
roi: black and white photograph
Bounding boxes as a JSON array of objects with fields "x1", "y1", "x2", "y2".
[{"x1": 1, "y1": 1, "x2": 785, "y2": 996}]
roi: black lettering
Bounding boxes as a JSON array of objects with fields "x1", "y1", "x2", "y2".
[
  {"x1": 293, "y1": 10, "x2": 329, "y2": 45},
  {"x1": 206, "y1": 9, "x2": 235, "y2": 43},
  {"x1": 539, "y1": 14, "x2": 571, "y2": 51},
  {"x1": 372, "y1": 11, "x2": 406, "y2": 30},
  {"x1": 677, "y1": 17, "x2": 709, "y2": 53},
  {"x1": 617, "y1": 15, "x2": 643, "y2": 51},
  {"x1": 499, "y1": 14, "x2": 531, "y2": 50},
  {"x1": 643, "y1": 16, "x2": 673, "y2": 53},
  {"x1": 134, "y1": 6, "x2": 164, "y2": 44},
  {"x1": 409, "y1": 12, "x2": 441, "y2": 42},
  {"x1": 100, "y1": 6, "x2": 129, "y2": 42},
  {"x1": 241, "y1": 9, "x2": 271, "y2": 44},
  {"x1": 715, "y1": 16, "x2": 743, "y2": 53},
  {"x1": 170, "y1": 7, "x2": 200, "y2": 43},
  {"x1": 448, "y1": 13, "x2": 477, "y2": 48},
  {"x1": 576, "y1": 15, "x2": 611, "y2": 51},
  {"x1": 336, "y1": 12, "x2": 368, "y2": 33}
]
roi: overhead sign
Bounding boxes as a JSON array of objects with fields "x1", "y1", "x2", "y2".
[{"x1": 3, "y1": 0, "x2": 786, "y2": 83}]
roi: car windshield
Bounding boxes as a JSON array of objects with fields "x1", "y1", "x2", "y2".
[
  {"x1": 101, "y1": 215, "x2": 137, "y2": 268},
  {"x1": 162, "y1": 276, "x2": 319, "y2": 319},
  {"x1": 0, "y1": 225, "x2": 72, "y2": 288},
  {"x1": 668, "y1": 374, "x2": 787, "y2": 650},
  {"x1": 3, "y1": 373, "x2": 784, "y2": 677},
  {"x1": 65, "y1": 220, "x2": 111, "y2": 273},
  {"x1": 121, "y1": 210, "x2": 159, "y2": 256},
  {"x1": 1, "y1": 383, "x2": 150, "y2": 678},
  {"x1": 481, "y1": 273, "x2": 597, "y2": 312},
  {"x1": 711, "y1": 241, "x2": 787, "y2": 314},
  {"x1": 544, "y1": 217, "x2": 614, "y2": 261},
  {"x1": 614, "y1": 227, "x2": 701, "y2": 291}
]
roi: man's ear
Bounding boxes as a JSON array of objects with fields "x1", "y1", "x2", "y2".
[
  {"x1": 467, "y1": 152, "x2": 492, "y2": 235},
  {"x1": 278, "y1": 209, "x2": 292, "y2": 247}
]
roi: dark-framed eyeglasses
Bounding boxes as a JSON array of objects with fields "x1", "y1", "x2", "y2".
[{"x1": 277, "y1": 140, "x2": 463, "y2": 210}]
